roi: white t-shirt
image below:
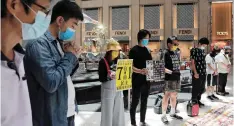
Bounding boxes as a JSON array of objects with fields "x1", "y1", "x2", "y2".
[
  {"x1": 1, "y1": 51, "x2": 32, "y2": 126},
  {"x1": 205, "y1": 54, "x2": 216, "y2": 74},
  {"x1": 56, "y1": 42, "x2": 76, "y2": 117},
  {"x1": 215, "y1": 53, "x2": 231, "y2": 73}
]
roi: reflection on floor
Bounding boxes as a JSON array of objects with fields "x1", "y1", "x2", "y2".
[
  {"x1": 75, "y1": 93, "x2": 233, "y2": 126},
  {"x1": 76, "y1": 72, "x2": 233, "y2": 126}
]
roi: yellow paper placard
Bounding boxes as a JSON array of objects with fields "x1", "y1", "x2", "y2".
[{"x1": 116, "y1": 59, "x2": 133, "y2": 91}]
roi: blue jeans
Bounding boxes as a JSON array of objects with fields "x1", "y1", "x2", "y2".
[{"x1": 67, "y1": 115, "x2": 75, "y2": 126}]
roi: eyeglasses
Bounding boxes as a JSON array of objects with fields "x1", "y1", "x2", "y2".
[
  {"x1": 7, "y1": 61, "x2": 20, "y2": 80},
  {"x1": 32, "y1": 2, "x2": 51, "y2": 14}
]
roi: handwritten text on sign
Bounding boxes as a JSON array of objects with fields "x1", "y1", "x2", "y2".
[{"x1": 116, "y1": 59, "x2": 133, "y2": 91}]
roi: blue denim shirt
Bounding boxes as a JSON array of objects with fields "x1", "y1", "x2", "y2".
[{"x1": 24, "y1": 31, "x2": 78, "y2": 126}]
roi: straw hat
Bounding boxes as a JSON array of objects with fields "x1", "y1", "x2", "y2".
[{"x1": 106, "y1": 38, "x2": 121, "y2": 51}]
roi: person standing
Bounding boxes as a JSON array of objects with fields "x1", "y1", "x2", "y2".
[
  {"x1": 129, "y1": 29, "x2": 152, "y2": 126},
  {"x1": 215, "y1": 46, "x2": 231, "y2": 96},
  {"x1": 161, "y1": 37, "x2": 183, "y2": 124},
  {"x1": 205, "y1": 47, "x2": 219, "y2": 100},
  {"x1": 1, "y1": 0, "x2": 51, "y2": 125},
  {"x1": 98, "y1": 39, "x2": 125, "y2": 126},
  {"x1": 24, "y1": 1, "x2": 84, "y2": 126},
  {"x1": 190, "y1": 37, "x2": 209, "y2": 107}
]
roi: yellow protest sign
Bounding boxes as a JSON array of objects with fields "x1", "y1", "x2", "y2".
[{"x1": 116, "y1": 59, "x2": 133, "y2": 91}]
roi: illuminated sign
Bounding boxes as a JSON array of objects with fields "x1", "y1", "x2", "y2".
[
  {"x1": 217, "y1": 32, "x2": 228, "y2": 36},
  {"x1": 115, "y1": 31, "x2": 127, "y2": 36}
]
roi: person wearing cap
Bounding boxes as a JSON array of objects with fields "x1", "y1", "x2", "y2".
[
  {"x1": 215, "y1": 46, "x2": 231, "y2": 96},
  {"x1": 98, "y1": 39, "x2": 125, "y2": 126},
  {"x1": 161, "y1": 36, "x2": 183, "y2": 124},
  {"x1": 190, "y1": 37, "x2": 209, "y2": 107},
  {"x1": 129, "y1": 29, "x2": 152, "y2": 126},
  {"x1": 205, "y1": 46, "x2": 220, "y2": 100}
]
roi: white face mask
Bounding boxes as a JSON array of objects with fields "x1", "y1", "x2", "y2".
[
  {"x1": 14, "y1": 6, "x2": 51, "y2": 40},
  {"x1": 200, "y1": 46, "x2": 205, "y2": 50}
]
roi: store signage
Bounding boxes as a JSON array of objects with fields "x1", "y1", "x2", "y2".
[
  {"x1": 150, "y1": 31, "x2": 159, "y2": 35},
  {"x1": 174, "y1": 28, "x2": 197, "y2": 36},
  {"x1": 147, "y1": 29, "x2": 163, "y2": 36},
  {"x1": 217, "y1": 32, "x2": 228, "y2": 36},
  {"x1": 179, "y1": 30, "x2": 192, "y2": 35},
  {"x1": 115, "y1": 31, "x2": 127, "y2": 36},
  {"x1": 111, "y1": 30, "x2": 130, "y2": 37},
  {"x1": 86, "y1": 31, "x2": 97, "y2": 36}
]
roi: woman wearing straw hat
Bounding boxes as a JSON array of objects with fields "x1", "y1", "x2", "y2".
[{"x1": 98, "y1": 39, "x2": 125, "y2": 126}]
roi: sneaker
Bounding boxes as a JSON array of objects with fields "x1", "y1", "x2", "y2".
[
  {"x1": 176, "y1": 109, "x2": 180, "y2": 113},
  {"x1": 217, "y1": 92, "x2": 225, "y2": 96},
  {"x1": 161, "y1": 116, "x2": 169, "y2": 124},
  {"x1": 207, "y1": 96, "x2": 215, "y2": 101},
  {"x1": 224, "y1": 92, "x2": 229, "y2": 95},
  {"x1": 198, "y1": 101, "x2": 205, "y2": 107},
  {"x1": 211, "y1": 94, "x2": 219, "y2": 100},
  {"x1": 170, "y1": 114, "x2": 183, "y2": 120},
  {"x1": 140, "y1": 122, "x2": 149, "y2": 126}
]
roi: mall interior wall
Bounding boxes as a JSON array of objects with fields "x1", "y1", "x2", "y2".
[{"x1": 76, "y1": 0, "x2": 210, "y2": 48}]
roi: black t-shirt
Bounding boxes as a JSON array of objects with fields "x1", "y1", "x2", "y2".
[
  {"x1": 190, "y1": 48, "x2": 206, "y2": 75},
  {"x1": 129, "y1": 45, "x2": 152, "y2": 84},
  {"x1": 129, "y1": 45, "x2": 152, "y2": 69},
  {"x1": 164, "y1": 50, "x2": 180, "y2": 81}
]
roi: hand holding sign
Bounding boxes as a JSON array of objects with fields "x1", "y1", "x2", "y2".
[{"x1": 110, "y1": 71, "x2": 116, "y2": 79}]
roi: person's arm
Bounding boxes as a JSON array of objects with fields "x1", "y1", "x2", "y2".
[
  {"x1": 207, "y1": 63, "x2": 215, "y2": 71},
  {"x1": 98, "y1": 59, "x2": 108, "y2": 82},
  {"x1": 25, "y1": 41, "x2": 77, "y2": 93},
  {"x1": 190, "y1": 49, "x2": 198, "y2": 75},
  {"x1": 132, "y1": 66, "x2": 143, "y2": 74},
  {"x1": 206, "y1": 55, "x2": 216, "y2": 73},
  {"x1": 191, "y1": 60, "x2": 198, "y2": 74},
  {"x1": 164, "y1": 52, "x2": 172, "y2": 74},
  {"x1": 70, "y1": 62, "x2": 79, "y2": 76}
]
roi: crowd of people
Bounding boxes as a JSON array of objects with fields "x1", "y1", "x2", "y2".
[{"x1": 1, "y1": 0, "x2": 232, "y2": 126}]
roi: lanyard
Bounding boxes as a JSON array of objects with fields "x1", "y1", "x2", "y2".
[
  {"x1": 103, "y1": 58, "x2": 111, "y2": 77},
  {"x1": 223, "y1": 54, "x2": 229, "y2": 60}
]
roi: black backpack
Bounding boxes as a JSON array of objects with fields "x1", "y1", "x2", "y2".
[{"x1": 154, "y1": 95, "x2": 178, "y2": 114}]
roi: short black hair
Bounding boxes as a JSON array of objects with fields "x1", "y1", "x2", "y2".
[
  {"x1": 1, "y1": 0, "x2": 35, "y2": 18},
  {"x1": 50, "y1": 0, "x2": 84, "y2": 24},
  {"x1": 137, "y1": 29, "x2": 151, "y2": 43},
  {"x1": 198, "y1": 37, "x2": 209, "y2": 45}
]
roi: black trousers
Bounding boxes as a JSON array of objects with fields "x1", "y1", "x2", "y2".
[
  {"x1": 67, "y1": 115, "x2": 75, "y2": 126},
  {"x1": 191, "y1": 75, "x2": 206, "y2": 101},
  {"x1": 218, "y1": 73, "x2": 228, "y2": 93},
  {"x1": 130, "y1": 75, "x2": 150, "y2": 125},
  {"x1": 123, "y1": 90, "x2": 128, "y2": 109}
]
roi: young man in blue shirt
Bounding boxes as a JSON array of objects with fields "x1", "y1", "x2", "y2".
[{"x1": 24, "y1": 1, "x2": 83, "y2": 126}]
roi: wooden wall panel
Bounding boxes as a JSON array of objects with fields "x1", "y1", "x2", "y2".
[{"x1": 212, "y1": 3, "x2": 232, "y2": 40}]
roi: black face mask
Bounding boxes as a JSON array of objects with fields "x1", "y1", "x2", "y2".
[
  {"x1": 210, "y1": 52, "x2": 216, "y2": 57},
  {"x1": 225, "y1": 52, "x2": 229, "y2": 55}
]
